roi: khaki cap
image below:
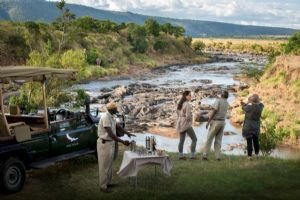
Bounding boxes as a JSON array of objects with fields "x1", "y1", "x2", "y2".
[{"x1": 106, "y1": 102, "x2": 118, "y2": 110}]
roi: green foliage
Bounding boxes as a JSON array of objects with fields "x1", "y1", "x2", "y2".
[
  {"x1": 184, "y1": 36, "x2": 192, "y2": 47},
  {"x1": 284, "y1": 32, "x2": 300, "y2": 55},
  {"x1": 240, "y1": 65, "x2": 263, "y2": 81},
  {"x1": 54, "y1": 0, "x2": 76, "y2": 53},
  {"x1": 74, "y1": 89, "x2": 89, "y2": 107},
  {"x1": 27, "y1": 50, "x2": 45, "y2": 66},
  {"x1": 259, "y1": 110, "x2": 286, "y2": 156},
  {"x1": 153, "y1": 40, "x2": 168, "y2": 52},
  {"x1": 192, "y1": 41, "x2": 205, "y2": 53},
  {"x1": 60, "y1": 49, "x2": 88, "y2": 78},
  {"x1": 131, "y1": 38, "x2": 148, "y2": 53},
  {"x1": 144, "y1": 19, "x2": 160, "y2": 37},
  {"x1": 86, "y1": 48, "x2": 99, "y2": 64}
]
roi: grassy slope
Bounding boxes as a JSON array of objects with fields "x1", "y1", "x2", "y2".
[
  {"x1": 0, "y1": 21, "x2": 208, "y2": 78},
  {"x1": 1, "y1": 148, "x2": 300, "y2": 200}
]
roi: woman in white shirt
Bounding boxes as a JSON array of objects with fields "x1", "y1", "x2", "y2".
[{"x1": 176, "y1": 91, "x2": 198, "y2": 160}]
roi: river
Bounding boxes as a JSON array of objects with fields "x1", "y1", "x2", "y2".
[{"x1": 75, "y1": 54, "x2": 300, "y2": 159}]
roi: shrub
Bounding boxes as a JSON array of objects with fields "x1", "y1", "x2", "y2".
[
  {"x1": 74, "y1": 89, "x2": 89, "y2": 107},
  {"x1": 192, "y1": 41, "x2": 206, "y2": 53},
  {"x1": 240, "y1": 65, "x2": 263, "y2": 81},
  {"x1": 153, "y1": 40, "x2": 168, "y2": 52},
  {"x1": 60, "y1": 49, "x2": 88, "y2": 79},
  {"x1": 284, "y1": 32, "x2": 300, "y2": 55},
  {"x1": 86, "y1": 48, "x2": 99, "y2": 64},
  {"x1": 144, "y1": 19, "x2": 160, "y2": 37},
  {"x1": 131, "y1": 38, "x2": 148, "y2": 53},
  {"x1": 259, "y1": 110, "x2": 284, "y2": 156},
  {"x1": 27, "y1": 50, "x2": 45, "y2": 66}
]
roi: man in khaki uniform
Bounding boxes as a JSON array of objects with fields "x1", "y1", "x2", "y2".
[
  {"x1": 97, "y1": 102, "x2": 135, "y2": 193},
  {"x1": 203, "y1": 91, "x2": 229, "y2": 161}
]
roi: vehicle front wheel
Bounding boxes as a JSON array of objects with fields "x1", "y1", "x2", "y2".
[{"x1": 0, "y1": 158, "x2": 26, "y2": 193}]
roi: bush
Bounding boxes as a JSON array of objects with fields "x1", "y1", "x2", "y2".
[
  {"x1": 184, "y1": 36, "x2": 192, "y2": 47},
  {"x1": 240, "y1": 65, "x2": 263, "y2": 81},
  {"x1": 144, "y1": 19, "x2": 160, "y2": 37},
  {"x1": 192, "y1": 41, "x2": 205, "y2": 53},
  {"x1": 284, "y1": 32, "x2": 300, "y2": 55},
  {"x1": 74, "y1": 89, "x2": 89, "y2": 107},
  {"x1": 153, "y1": 40, "x2": 168, "y2": 52},
  {"x1": 131, "y1": 38, "x2": 148, "y2": 53},
  {"x1": 60, "y1": 49, "x2": 88, "y2": 79},
  {"x1": 86, "y1": 48, "x2": 99, "y2": 64},
  {"x1": 259, "y1": 110, "x2": 285, "y2": 156}
]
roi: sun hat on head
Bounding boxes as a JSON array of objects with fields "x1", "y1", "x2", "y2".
[
  {"x1": 250, "y1": 94, "x2": 260, "y2": 103},
  {"x1": 106, "y1": 102, "x2": 118, "y2": 110}
]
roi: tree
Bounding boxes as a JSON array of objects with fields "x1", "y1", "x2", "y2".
[
  {"x1": 55, "y1": 0, "x2": 76, "y2": 53},
  {"x1": 73, "y1": 16, "x2": 98, "y2": 32},
  {"x1": 173, "y1": 26, "x2": 185, "y2": 37},
  {"x1": 161, "y1": 23, "x2": 173, "y2": 35},
  {"x1": 144, "y1": 19, "x2": 160, "y2": 37},
  {"x1": 128, "y1": 25, "x2": 148, "y2": 53},
  {"x1": 24, "y1": 21, "x2": 41, "y2": 51}
]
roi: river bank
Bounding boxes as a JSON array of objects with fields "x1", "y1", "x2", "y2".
[{"x1": 74, "y1": 53, "x2": 300, "y2": 159}]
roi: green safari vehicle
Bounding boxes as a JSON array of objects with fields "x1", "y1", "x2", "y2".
[{"x1": 0, "y1": 67, "x2": 122, "y2": 193}]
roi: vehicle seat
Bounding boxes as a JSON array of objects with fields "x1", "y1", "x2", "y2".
[{"x1": 14, "y1": 125, "x2": 31, "y2": 142}]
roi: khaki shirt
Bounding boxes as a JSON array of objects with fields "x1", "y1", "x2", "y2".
[
  {"x1": 98, "y1": 112, "x2": 117, "y2": 140},
  {"x1": 212, "y1": 98, "x2": 229, "y2": 120}
]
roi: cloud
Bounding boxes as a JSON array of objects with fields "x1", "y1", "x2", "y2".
[{"x1": 51, "y1": 0, "x2": 300, "y2": 29}]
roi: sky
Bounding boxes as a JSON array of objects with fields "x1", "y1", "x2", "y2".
[{"x1": 50, "y1": 0, "x2": 300, "y2": 29}]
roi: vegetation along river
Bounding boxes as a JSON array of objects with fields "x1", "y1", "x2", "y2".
[{"x1": 74, "y1": 54, "x2": 300, "y2": 159}]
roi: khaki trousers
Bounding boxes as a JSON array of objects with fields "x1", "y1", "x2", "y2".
[
  {"x1": 203, "y1": 120, "x2": 225, "y2": 159},
  {"x1": 97, "y1": 139, "x2": 115, "y2": 189}
]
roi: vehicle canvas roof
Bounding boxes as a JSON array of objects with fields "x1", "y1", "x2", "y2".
[{"x1": 0, "y1": 66, "x2": 77, "y2": 83}]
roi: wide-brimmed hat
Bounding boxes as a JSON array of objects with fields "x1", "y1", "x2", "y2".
[
  {"x1": 106, "y1": 102, "x2": 118, "y2": 110},
  {"x1": 249, "y1": 94, "x2": 260, "y2": 103}
]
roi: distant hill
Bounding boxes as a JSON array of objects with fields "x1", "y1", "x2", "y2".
[{"x1": 0, "y1": 0, "x2": 298, "y2": 37}]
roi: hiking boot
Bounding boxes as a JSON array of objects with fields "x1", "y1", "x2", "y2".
[
  {"x1": 216, "y1": 158, "x2": 221, "y2": 161},
  {"x1": 189, "y1": 157, "x2": 199, "y2": 160},
  {"x1": 247, "y1": 156, "x2": 253, "y2": 161}
]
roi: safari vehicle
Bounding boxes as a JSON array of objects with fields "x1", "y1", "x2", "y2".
[{"x1": 0, "y1": 67, "x2": 124, "y2": 193}]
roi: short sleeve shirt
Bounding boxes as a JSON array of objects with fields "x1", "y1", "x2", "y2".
[
  {"x1": 98, "y1": 112, "x2": 117, "y2": 140},
  {"x1": 212, "y1": 98, "x2": 229, "y2": 120}
]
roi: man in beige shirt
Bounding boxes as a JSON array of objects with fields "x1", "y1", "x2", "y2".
[
  {"x1": 97, "y1": 102, "x2": 135, "y2": 193},
  {"x1": 203, "y1": 91, "x2": 229, "y2": 161}
]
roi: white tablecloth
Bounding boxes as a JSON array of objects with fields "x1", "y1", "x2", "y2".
[{"x1": 117, "y1": 151, "x2": 172, "y2": 177}]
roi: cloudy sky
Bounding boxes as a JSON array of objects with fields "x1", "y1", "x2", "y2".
[{"x1": 50, "y1": 0, "x2": 300, "y2": 29}]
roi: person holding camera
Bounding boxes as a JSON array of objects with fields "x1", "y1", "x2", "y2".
[{"x1": 241, "y1": 94, "x2": 264, "y2": 160}]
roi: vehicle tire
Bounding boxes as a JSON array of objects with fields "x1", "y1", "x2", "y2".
[{"x1": 0, "y1": 158, "x2": 26, "y2": 193}]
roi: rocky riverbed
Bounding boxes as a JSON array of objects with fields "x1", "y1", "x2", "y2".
[{"x1": 74, "y1": 54, "x2": 300, "y2": 159}]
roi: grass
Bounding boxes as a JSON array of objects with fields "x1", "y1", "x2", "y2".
[
  {"x1": 1, "y1": 148, "x2": 300, "y2": 200},
  {"x1": 193, "y1": 38, "x2": 287, "y2": 54}
]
